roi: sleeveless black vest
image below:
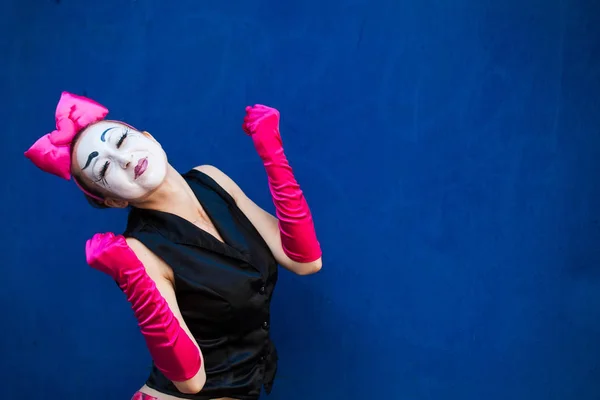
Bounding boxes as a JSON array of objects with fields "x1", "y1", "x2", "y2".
[{"x1": 123, "y1": 169, "x2": 279, "y2": 400}]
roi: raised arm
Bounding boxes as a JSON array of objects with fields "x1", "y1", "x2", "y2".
[
  {"x1": 241, "y1": 105, "x2": 323, "y2": 268},
  {"x1": 195, "y1": 164, "x2": 322, "y2": 276},
  {"x1": 85, "y1": 233, "x2": 206, "y2": 394}
]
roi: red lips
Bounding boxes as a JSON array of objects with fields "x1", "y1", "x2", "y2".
[{"x1": 134, "y1": 157, "x2": 148, "y2": 179}]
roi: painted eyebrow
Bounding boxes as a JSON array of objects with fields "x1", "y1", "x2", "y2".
[
  {"x1": 82, "y1": 151, "x2": 99, "y2": 170},
  {"x1": 82, "y1": 127, "x2": 116, "y2": 170},
  {"x1": 100, "y1": 127, "x2": 117, "y2": 142}
]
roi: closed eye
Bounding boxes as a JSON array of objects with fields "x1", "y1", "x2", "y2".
[
  {"x1": 98, "y1": 161, "x2": 109, "y2": 182},
  {"x1": 116, "y1": 129, "x2": 129, "y2": 148},
  {"x1": 92, "y1": 161, "x2": 110, "y2": 186}
]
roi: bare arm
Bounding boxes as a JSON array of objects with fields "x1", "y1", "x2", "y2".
[
  {"x1": 126, "y1": 237, "x2": 207, "y2": 394},
  {"x1": 194, "y1": 165, "x2": 322, "y2": 275}
]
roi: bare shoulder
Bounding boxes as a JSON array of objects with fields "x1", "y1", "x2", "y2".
[
  {"x1": 125, "y1": 237, "x2": 174, "y2": 283},
  {"x1": 193, "y1": 165, "x2": 244, "y2": 200}
]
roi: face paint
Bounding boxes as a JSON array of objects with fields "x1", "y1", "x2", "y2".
[{"x1": 74, "y1": 121, "x2": 168, "y2": 200}]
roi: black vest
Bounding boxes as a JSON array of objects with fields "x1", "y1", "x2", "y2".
[{"x1": 123, "y1": 169, "x2": 279, "y2": 400}]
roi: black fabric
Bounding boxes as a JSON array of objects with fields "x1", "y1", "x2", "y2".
[{"x1": 123, "y1": 169, "x2": 279, "y2": 400}]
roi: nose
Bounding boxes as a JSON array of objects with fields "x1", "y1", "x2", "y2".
[{"x1": 114, "y1": 153, "x2": 133, "y2": 169}]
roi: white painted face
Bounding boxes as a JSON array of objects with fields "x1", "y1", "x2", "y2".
[{"x1": 74, "y1": 121, "x2": 168, "y2": 201}]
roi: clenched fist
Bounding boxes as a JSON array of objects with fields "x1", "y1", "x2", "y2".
[
  {"x1": 242, "y1": 104, "x2": 280, "y2": 135},
  {"x1": 242, "y1": 104, "x2": 284, "y2": 159},
  {"x1": 85, "y1": 232, "x2": 141, "y2": 282}
]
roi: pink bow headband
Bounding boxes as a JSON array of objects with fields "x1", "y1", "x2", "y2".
[{"x1": 24, "y1": 91, "x2": 109, "y2": 201}]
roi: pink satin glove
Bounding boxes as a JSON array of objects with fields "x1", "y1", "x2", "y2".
[
  {"x1": 243, "y1": 105, "x2": 322, "y2": 263},
  {"x1": 85, "y1": 232, "x2": 202, "y2": 382},
  {"x1": 242, "y1": 105, "x2": 283, "y2": 159},
  {"x1": 85, "y1": 232, "x2": 138, "y2": 282}
]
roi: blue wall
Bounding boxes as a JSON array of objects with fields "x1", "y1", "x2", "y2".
[{"x1": 2, "y1": 0, "x2": 600, "y2": 398}]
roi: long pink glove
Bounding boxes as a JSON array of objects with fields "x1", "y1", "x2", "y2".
[
  {"x1": 243, "y1": 105, "x2": 322, "y2": 263},
  {"x1": 85, "y1": 233, "x2": 201, "y2": 381}
]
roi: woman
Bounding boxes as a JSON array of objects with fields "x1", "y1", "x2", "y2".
[{"x1": 25, "y1": 92, "x2": 323, "y2": 400}]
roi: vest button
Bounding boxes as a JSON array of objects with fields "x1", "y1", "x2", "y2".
[
  {"x1": 262, "y1": 321, "x2": 269, "y2": 329},
  {"x1": 259, "y1": 286, "x2": 266, "y2": 294}
]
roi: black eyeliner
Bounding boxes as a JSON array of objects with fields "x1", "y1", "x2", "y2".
[
  {"x1": 117, "y1": 129, "x2": 129, "y2": 148},
  {"x1": 99, "y1": 161, "x2": 109, "y2": 178}
]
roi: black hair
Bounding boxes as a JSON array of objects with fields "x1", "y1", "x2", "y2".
[{"x1": 69, "y1": 126, "x2": 110, "y2": 209}]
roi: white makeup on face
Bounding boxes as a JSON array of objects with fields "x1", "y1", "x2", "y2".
[{"x1": 75, "y1": 121, "x2": 168, "y2": 200}]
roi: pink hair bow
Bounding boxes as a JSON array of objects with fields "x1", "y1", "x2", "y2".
[{"x1": 24, "y1": 91, "x2": 109, "y2": 180}]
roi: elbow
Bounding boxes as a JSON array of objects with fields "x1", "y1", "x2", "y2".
[
  {"x1": 174, "y1": 369, "x2": 206, "y2": 394},
  {"x1": 295, "y1": 257, "x2": 322, "y2": 276},
  {"x1": 179, "y1": 381, "x2": 204, "y2": 395},
  {"x1": 177, "y1": 378, "x2": 205, "y2": 394}
]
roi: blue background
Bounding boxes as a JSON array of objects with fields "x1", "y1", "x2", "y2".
[{"x1": 2, "y1": 0, "x2": 600, "y2": 399}]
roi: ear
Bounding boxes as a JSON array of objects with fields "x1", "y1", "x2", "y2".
[
  {"x1": 141, "y1": 131, "x2": 163, "y2": 148},
  {"x1": 142, "y1": 130, "x2": 155, "y2": 140},
  {"x1": 104, "y1": 198, "x2": 129, "y2": 209}
]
